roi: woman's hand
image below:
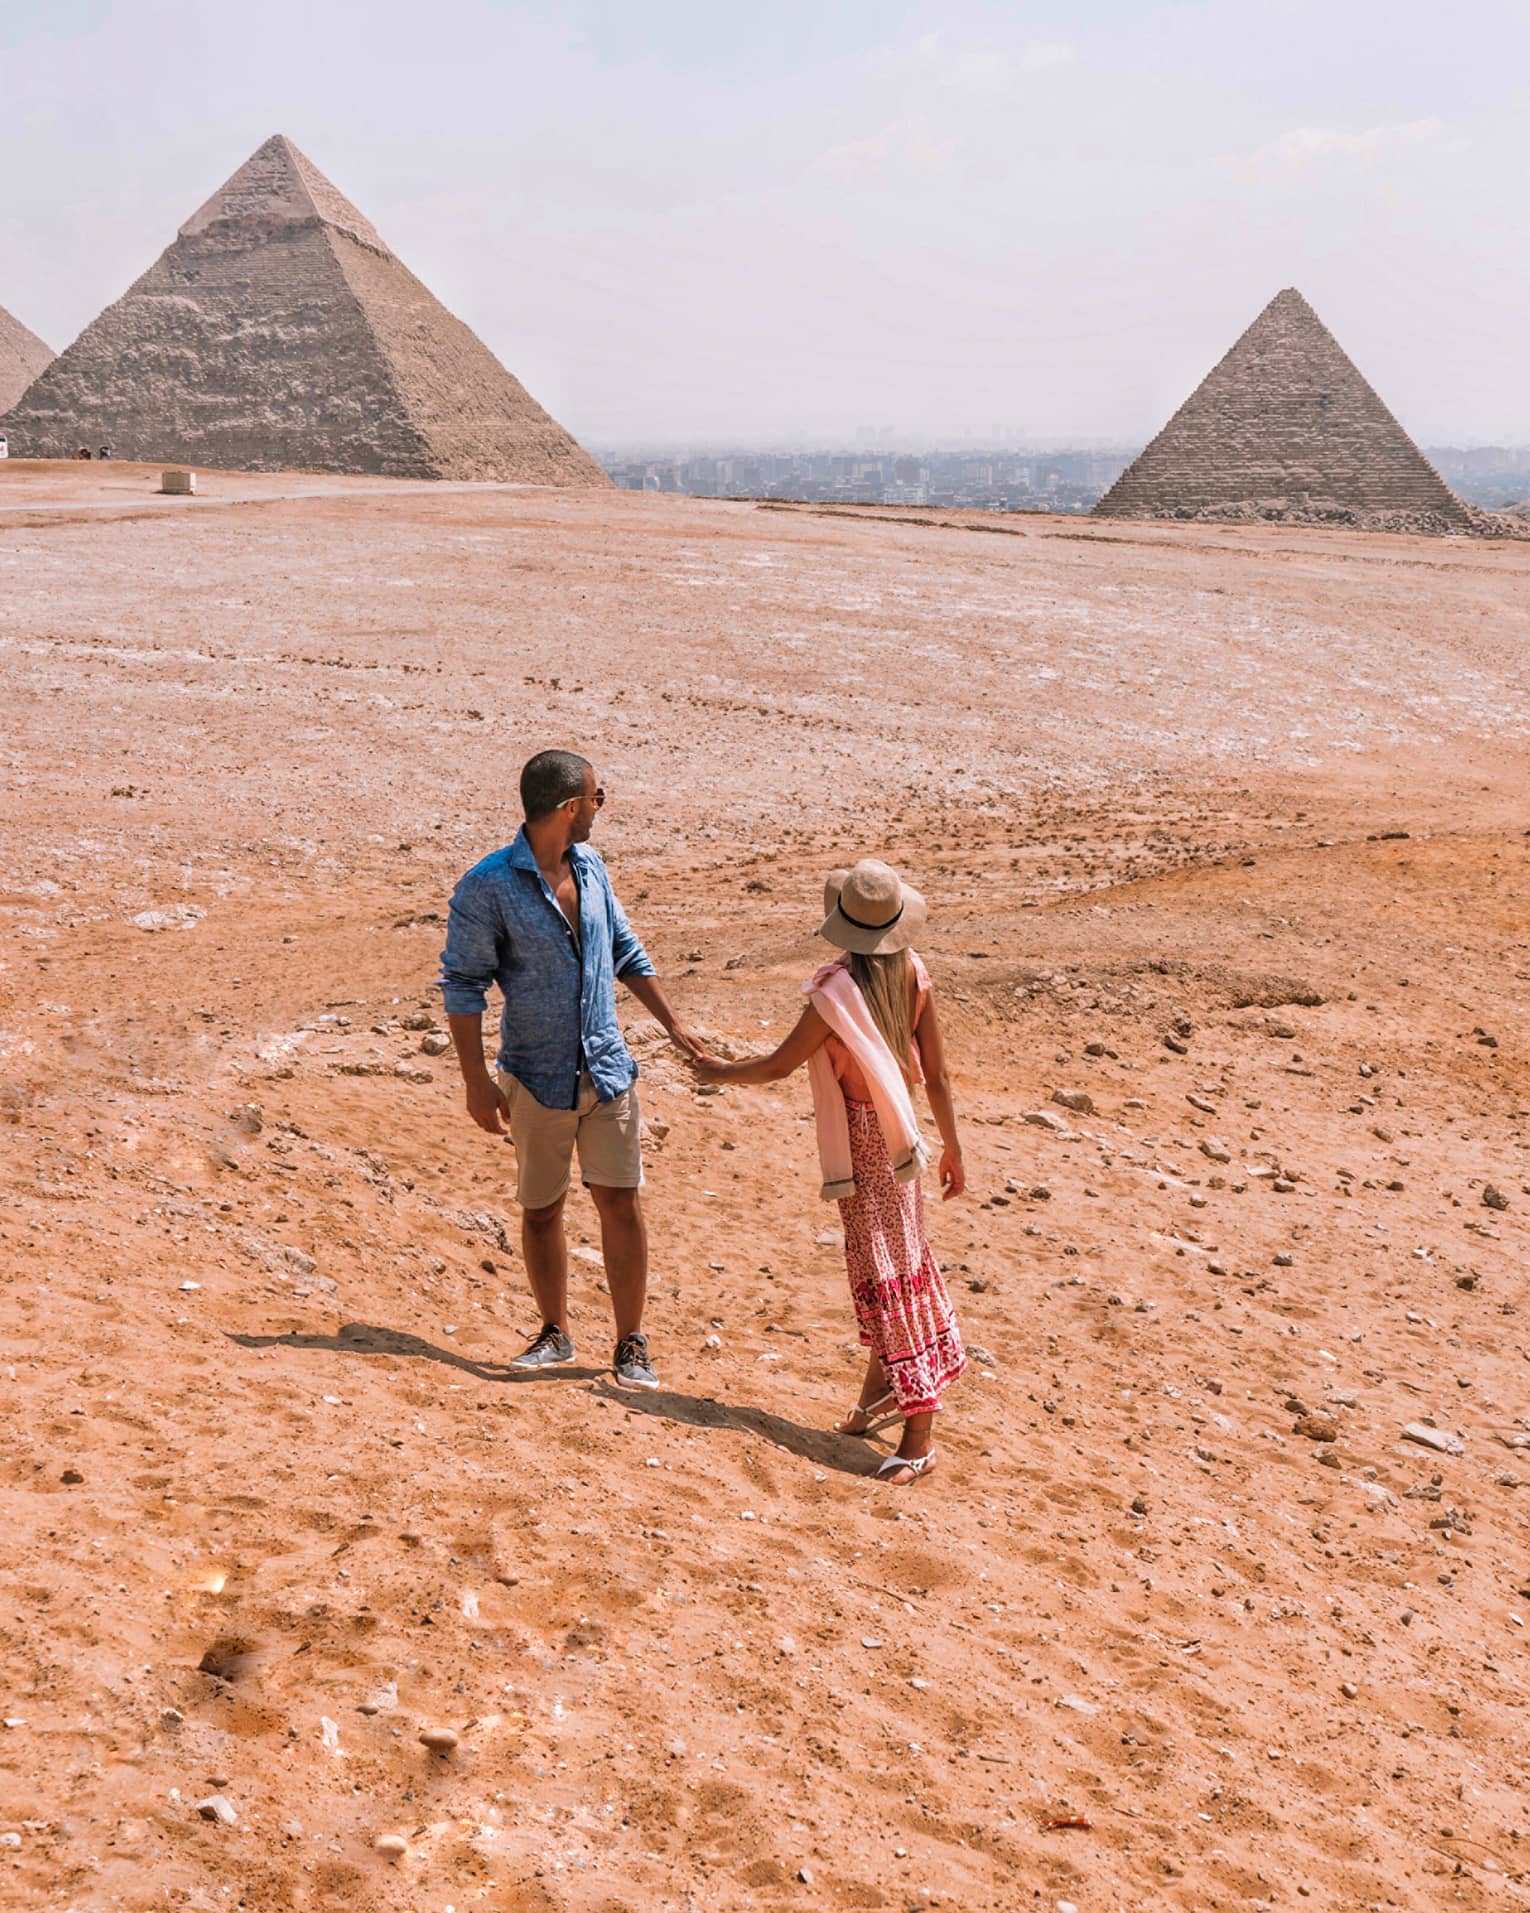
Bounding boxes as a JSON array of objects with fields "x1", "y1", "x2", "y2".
[
  {"x1": 938, "y1": 1146, "x2": 965, "y2": 1200},
  {"x1": 686, "y1": 1049, "x2": 733, "y2": 1085}
]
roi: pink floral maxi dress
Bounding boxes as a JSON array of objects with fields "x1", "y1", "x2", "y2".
[{"x1": 827, "y1": 956, "x2": 965, "y2": 1415}]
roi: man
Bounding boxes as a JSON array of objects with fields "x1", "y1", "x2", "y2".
[{"x1": 439, "y1": 750, "x2": 695, "y2": 1388}]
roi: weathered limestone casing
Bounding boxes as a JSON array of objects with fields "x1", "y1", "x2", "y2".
[
  {"x1": 1, "y1": 135, "x2": 607, "y2": 486},
  {"x1": 1096, "y1": 288, "x2": 1468, "y2": 526}
]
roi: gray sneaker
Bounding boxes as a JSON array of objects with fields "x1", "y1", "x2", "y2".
[
  {"x1": 612, "y1": 1332, "x2": 659, "y2": 1390},
  {"x1": 509, "y1": 1323, "x2": 575, "y2": 1370}
]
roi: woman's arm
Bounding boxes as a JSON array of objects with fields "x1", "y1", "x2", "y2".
[
  {"x1": 690, "y1": 1004, "x2": 830, "y2": 1086},
  {"x1": 913, "y1": 991, "x2": 965, "y2": 1199}
]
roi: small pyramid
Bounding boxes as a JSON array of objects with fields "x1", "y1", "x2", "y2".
[
  {"x1": 1096, "y1": 288, "x2": 1468, "y2": 527},
  {"x1": 1, "y1": 134, "x2": 607, "y2": 484},
  {"x1": 0, "y1": 304, "x2": 52, "y2": 413}
]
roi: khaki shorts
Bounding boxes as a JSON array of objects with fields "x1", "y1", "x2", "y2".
[{"x1": 499, "y1": 1070, "x2": 643, "y2": 1211}]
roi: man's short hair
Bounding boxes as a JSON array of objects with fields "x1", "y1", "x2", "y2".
[{"x1": 520, "y1": 749, "x2": 592, "y2": 822}]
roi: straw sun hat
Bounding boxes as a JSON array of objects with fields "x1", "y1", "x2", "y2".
[{"x1": 819, "y1": 858, "x2": 927, "y2": 956}]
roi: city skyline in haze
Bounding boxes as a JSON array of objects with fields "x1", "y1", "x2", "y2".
[{"x1": 3, "y1": 1, "x2": 1527, "y2": 446}]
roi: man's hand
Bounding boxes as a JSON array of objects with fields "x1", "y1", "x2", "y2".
[
  {"x1": 938, "y1": 1146, "x2": 965, "y2": 1201},
  {"x1": 465, "y1": 1073, "x2": 511, "y2": 1136},
  {"x1": 667, "y1": 1022, "x2": 705, "y2": 1063}
]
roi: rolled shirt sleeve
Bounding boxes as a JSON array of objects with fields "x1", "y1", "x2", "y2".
[
  {"x1": 608, "y1": 878, "x2": 655, "y2": 980},
  {"x1": 438, "y1": 870, "x2": 503, "y2": 1016}
]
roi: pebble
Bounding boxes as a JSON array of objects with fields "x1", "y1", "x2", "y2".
[
  {"x1": 862, "y1": 1637, "x2": 884, "y2": 1650},
  {"x1": 1054, "y1": 1694, "x2": 1099, "y2": 1715},
  {"x1": 1199, "y1": 1138, "x2": 1232, "y2": 1163},
  {"x1": 1402, "y1": 1422, "x2": 1464, "y2": 1457},
  {"x1": 419, "y1": 1032, "x2": 450, "y2": 1056},
  {"x1": 1340, "y1": 1682, "x2": 1359, "y2": 1699},
  {"x1": 375, "y1": 1833, "x2": 409, "y2": 1859},
  {"x1": 1025, "y1": 1108, "x2": 1071, "y2": 1133},
  {"x1": 419, "y1": 1726, "x2": 459, "y2": 1754},
  {"x1": 968, "y1": 1344, "x2": 996, "y2": 1367},
  {"x1": 1051, "y1": 1088, "x2": 1094, "y2": 1114},
  {"x1": 196, "y1": 1794, "x2": 238, "y2": 1825},
  {"x1": 0, "y1": 1832, "x2": 20, "y2": 1849},
  {"x1": 1293, "y1": 1415, "x2": 1338, "y2": 1443},
  {"x1": 1482, "y1": 1185, "x2": 1509, "y2": 1211},
  {"x1": 798, "y1": 1866, "x2": 814, "y2": 1885}
]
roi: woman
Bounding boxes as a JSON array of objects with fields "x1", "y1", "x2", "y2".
[{"x1": 689, "y1": 859, "x2": 966, "y2": 1482}]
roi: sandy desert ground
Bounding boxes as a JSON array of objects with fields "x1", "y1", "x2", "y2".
[{"x1": 1, "y1": 461, "x2": 1528, "y2": 1912}]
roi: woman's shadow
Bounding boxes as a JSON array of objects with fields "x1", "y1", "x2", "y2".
[{"x1": 226, "y1": 1321, "x2": 881, "y2": 1477}]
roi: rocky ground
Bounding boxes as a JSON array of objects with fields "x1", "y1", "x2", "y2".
[{"x1": 1, "y1": 463, "x2": 1528, "y2": 1911}]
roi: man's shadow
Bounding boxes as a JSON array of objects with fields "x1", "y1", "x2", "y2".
[
  {"x1": 226, "y1": 1321, "x2": 605, "y2": 1385},
  {"x1": 227, "y1": 1322, "x2": 880, "y2": 1476}
]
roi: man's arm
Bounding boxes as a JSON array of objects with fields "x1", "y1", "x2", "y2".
[
  {"x1": 440, "y1": 873, "x2": 511, "y2": 1135},
  {"x1": 621, "y1": 971, "x2": 701, "y2": 1061},
  {"x1": 607, "y1": 876, "x2": 700, "y2": 1059},
  {"x1": 447, "y1": 1012, "x2": 511, "y2": 1134}
]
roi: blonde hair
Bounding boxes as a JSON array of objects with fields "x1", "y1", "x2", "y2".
[{"x1": 849, "y1": 949, "x2": 915, "y2": 1083}]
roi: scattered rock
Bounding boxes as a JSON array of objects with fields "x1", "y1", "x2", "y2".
[
  {"x1": 1024, "y1": 1109, "x2": 1071, "y2": 1133},
  {"x1": 195, "y1": 1794, "x2": 237, "y2": 1825},
  {"x1": 419, "y1": 1725, "x2": 459, "y2": 1754},
  {"x1": 968, "y1": 1345, "x2": 996, "y2": 1367},
  {"x1": 419, "y1": 1032, "x2": 450, "y2": 1056},
  {"x1": 1051, "y1": 1088, "x2": 1094, "y2": 1114},
  {"x1": 131, "y1": 903, "x2": 205, "y2": 933},
  {"x1": 1294, "y1": 1416, "x2": 1338, "y2": 1443},
  {"x1": 60, "y1": 1467, "x2": 83, "y2": 1484},
  {"x1": 1402, "y1": 1422, "x2": 1464, "y2": 1457},
  {"x1": 1199, "y1": 1137, "x2": 1232, "y2": 1163},
  {"x1": 374, "y1": 1832, "x2": 409, "y2": 1859},
  {"x1": 1053, "y1": 1694, "x2": 1099, "y2": 1715},
  {"x1": 1482, "y1": 1185, "x2": 1509, "y2": 1212}
]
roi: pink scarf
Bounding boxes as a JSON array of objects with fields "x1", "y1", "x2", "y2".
[{"x1": 805, "y1": 961, "x2": 930, "y2": 1201}]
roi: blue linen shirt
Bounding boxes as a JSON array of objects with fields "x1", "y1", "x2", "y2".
[{"x1": 438, "y1": 829, "x2": 655, "y2": 1110}]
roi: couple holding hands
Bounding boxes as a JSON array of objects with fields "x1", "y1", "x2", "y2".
[{"x1": 439, "y1": 750, "x2": 966, "y2": 1484}]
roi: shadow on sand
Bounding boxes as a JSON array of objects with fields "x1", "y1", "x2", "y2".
[
  {"x1": 590, "y1": 1377, "x2": 882, "y2": 1479},
  {"x1": 226, "y1": 1320, "x2": 604, "y2": 1386},
  {"x1": 229, "y1": 1321, "x2": 879, "y2": 1476}
]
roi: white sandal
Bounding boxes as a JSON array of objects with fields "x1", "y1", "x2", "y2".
[
  {"x1": 875, "y1": 1450, "x2": 938, "y2": 1484},
  {"x1": 834, "y1": 1390, "x2": 898, "y2": 1437}
]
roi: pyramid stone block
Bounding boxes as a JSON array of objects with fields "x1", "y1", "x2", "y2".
[
  {"x1": 1, "y1": 135, "x2": 606, "y2": 485},
  {"x1": 0, "y1": 305, "x2": 53, "y2": 414},
  {"x1": 1096, "y1": 288, "x2": 1468, "y2": 528}
]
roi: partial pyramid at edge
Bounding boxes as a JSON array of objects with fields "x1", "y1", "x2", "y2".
[
  {"x1": 1095, "y1": 288, "x2": 1468, "y2": 526},
  {"x1": 0, "y1": 304, "x2": 52, "y2": 413},
  {"x1": 1, "y1": 134, "x2": 607, "y2": 485}
]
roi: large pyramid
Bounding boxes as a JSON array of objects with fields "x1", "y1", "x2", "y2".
[
  {"x1": 0, "y1": 304, "x2": 52, "y2": 413},
  {"x1": 1096, "y1": 288, "x2": 1468, "y2": 527},
  {"x1": 1, "y1": 134, "x2": 607, "y2": 484}
]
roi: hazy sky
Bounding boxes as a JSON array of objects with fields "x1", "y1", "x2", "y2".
[{"x1": 2, "y1": 0, "x2": 1526, "y2": 445}]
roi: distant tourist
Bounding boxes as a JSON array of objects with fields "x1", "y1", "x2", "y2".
[
  {"x1": 439, "y1": 750, "x2": 698, "y2": 1389},
  {"x1": 689, "y1": 860, "x2": 966, "y2": 1482},
  {"x1": 98, "y1": 445, "x2": 112, "y2": 460},
  {"x1": 75, "y1": 446, "x2": 92, "y2": 460}
]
